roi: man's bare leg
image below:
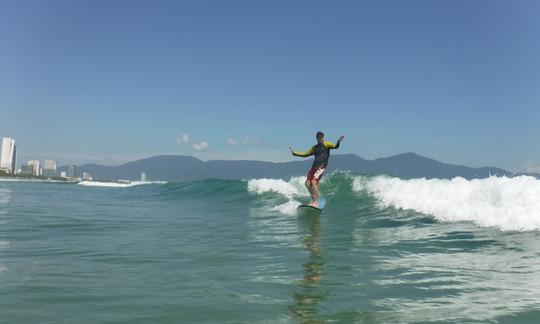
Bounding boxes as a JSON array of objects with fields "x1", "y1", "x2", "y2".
[
  {"x1": 309, "y1": 180, "x2": 319, "y2": 207},
  {"x1": 305, "y1": 180, "x2": 314, "y2": 202}
]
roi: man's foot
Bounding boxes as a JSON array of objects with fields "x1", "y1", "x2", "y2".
[{"x1": 309, "y1": 201, "x2": 319, "y2": 208}]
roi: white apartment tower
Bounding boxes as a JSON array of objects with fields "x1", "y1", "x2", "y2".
[
  {"x1": 43, "y1": 159, "x2": 57, "y2": 171},
  {"x1": 0, "y1": 137, "x2": 16, "y2": 174},
  {"x1": 27, "y1": 160, "x2": 41, "y2": 176},
  {"x1": 42, "y1": 159, "x2": 57, "y2": 177}
]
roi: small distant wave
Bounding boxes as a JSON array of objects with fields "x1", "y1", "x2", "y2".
[
  {"x1": 78, "y1": 180, "x2": 166, "y2": 188},
  {"x1": 354, "y1": 175, "x2": 540, "y2": 232},
  {"x1": 0, "y1": 178, "x2": 70, "y2": 183}
]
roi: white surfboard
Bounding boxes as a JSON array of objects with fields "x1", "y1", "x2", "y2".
[{"x1": 297, "y1": 197, "x2": 326, "y2": 213}]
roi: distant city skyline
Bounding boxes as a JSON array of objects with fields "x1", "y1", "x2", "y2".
[{"x1": 1, "y1": 1, "x2": 539, "y2": 172}]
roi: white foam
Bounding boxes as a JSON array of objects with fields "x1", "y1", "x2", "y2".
[
  {"x1": 247, "y1": 177, "x2": 309, "y2": 198},
  {"x1": 270, "y1": 200, "x2": 303, "y2": 216},
  {"x1": 0, "y1": 178, "x2": 70, "y2": 183},
  {"x1": 353, "y1": 175, "x2": 540, "y2": 232},
  {"x1": 247, "y1": 177, "x2": 310, "y2": 216},
  {"x1": 78, "y1": 180, "x2": 165, "y2": 188}
]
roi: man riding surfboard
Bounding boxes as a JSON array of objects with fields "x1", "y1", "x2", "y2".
[{"x1": 289, "y1": 131, "x2": 344, "y2": 208}]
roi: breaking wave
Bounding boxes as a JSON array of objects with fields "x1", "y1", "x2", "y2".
[
  {"x1": 353, "y1": 175, "x2": 540, "y2": 232},
  {"x1": 245, "y1": 173, "x2": 540, "y2": 231},
  {"x1": 59, "y1": 172, "x2": 540, "y2": 232}
]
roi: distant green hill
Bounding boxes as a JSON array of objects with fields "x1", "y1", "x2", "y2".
[{"x1": 58, "y1": 152, "x2": 513, "y2": 181}]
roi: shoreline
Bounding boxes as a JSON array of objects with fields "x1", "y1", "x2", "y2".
[
  {"x1": 0, "y1": 176, "x2": 165, "y2": 187},
  {"x1": 0, "y1": 176, "x2": 79, "y2": 183}
]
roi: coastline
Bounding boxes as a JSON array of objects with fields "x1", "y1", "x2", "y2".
[{"x1": 0, "y1": 176, "x2": 79, "y2": 184}]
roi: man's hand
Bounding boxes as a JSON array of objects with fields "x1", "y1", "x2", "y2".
[
  {"x1": 338, "y1": 136, "x2": 345, "y2": 143},
  {"x1": 289, "y1": 146, "x2": 294, "y2": 155}
]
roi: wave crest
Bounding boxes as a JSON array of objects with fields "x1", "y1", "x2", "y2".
[
  {"x1": 247, "y1": 177, "x2": 310, "y2": 216},
  {"x1": 247, "y1": 176, "x2": 308, "y2": 198},
  {"x1": 355, "y1": 175, "x2": 540, "y2": 232}
]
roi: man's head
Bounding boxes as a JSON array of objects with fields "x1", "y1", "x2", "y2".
[{"x1": 316, "y1": 131, "x2": 324, "y2": 143}]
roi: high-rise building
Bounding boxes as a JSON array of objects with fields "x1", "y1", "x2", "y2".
[
  {"x1": 12, "y1": 145, "x2": 16, "y2": 174},
  {"x1": 141, "y1": 172, "x2": 147, "y2": 182},
  {"x1": 19, "y1": 165, "x2": 34, "y2": 177},
  {"x1": 42, "y1": 159, "x2": 57, "y2": 177},
  {"x1": 0, "y1": 137, "x2": 16, "y2": 174},
  {"x1": 43, "y1": 159, "x2": 56, "y2": 170},
  {"x1": 67, "y1": 165, "x2": 77, "y2": 178},
  {"x1": 60, "y1": 171, "x2": 67, "y2": 178},
  {"x1": 42, "y1": 169, "x2": 57, "y2": 177},
  {"x1": 82, "y1": 172, "x2": 91, "y2": 180},
  {"x1": 27, "y1": 160, "x2": 41, "y2": 176}
]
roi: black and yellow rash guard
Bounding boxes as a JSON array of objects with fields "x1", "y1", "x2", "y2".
[{"x1": 292, "y1": 141, "x2": 340, "y2": 168}]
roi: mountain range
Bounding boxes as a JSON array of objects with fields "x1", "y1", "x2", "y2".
[{"x1": 59, "y1": 152, "x2": 517, "y2": 181}]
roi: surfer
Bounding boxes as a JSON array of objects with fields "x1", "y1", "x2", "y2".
[{"x1": 289, "y1": 131, "x2": 344, "y2": 207}]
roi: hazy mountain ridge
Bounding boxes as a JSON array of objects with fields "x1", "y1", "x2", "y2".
[{"x1": 57, "y1": 153, "x2": 520, "y2": 181}]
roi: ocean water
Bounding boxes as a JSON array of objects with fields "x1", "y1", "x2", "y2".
[{"x1": 0, "y1": 173, "x2": 539, "y2": 323}]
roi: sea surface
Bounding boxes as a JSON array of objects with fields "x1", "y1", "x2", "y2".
[{"x1": 0, "y1": 173, "x2": 539, "y2": 323}]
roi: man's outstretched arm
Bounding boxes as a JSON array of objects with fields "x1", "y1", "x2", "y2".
[
  {"x1": 324, "y1": 136, "x2": 345, "y2": 149},
  {"x1": 289, "y1": 146, "x2": 315, "y2": 157}
]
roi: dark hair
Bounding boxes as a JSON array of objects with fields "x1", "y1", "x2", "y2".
[{"x1": 316, "y1": 131, "x2": 324, "y2": 138}]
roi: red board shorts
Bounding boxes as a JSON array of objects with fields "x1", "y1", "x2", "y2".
[{"x1": 306, "y1": 166, "x2": 326, "y2": 185}]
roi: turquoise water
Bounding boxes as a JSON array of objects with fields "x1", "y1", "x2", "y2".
[{"x1": 0, "y1": 173, "x2": 539, "y2": 323}]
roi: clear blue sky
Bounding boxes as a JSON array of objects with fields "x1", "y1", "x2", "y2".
[{"x1": 0, "y1": 0, "x2": 539, "y2": 171}]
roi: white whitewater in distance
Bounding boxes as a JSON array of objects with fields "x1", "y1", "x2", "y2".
[
  {"x1": 354, "y1": 175, "x2": 540, "y2": 232},
  {"x1": 78, "y1": 180, "x2": 166, "y2": 188}
]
